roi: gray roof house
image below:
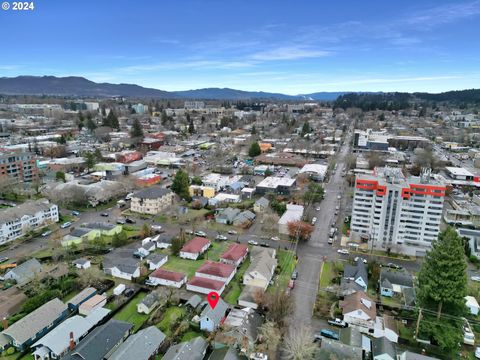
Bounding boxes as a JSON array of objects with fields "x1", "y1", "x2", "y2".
[
  {"x1": 67, "y1": 287, "x2": 97, "y2": 310},
  {"x1": 103, "y1": 248, "x2": 141, "y2": 280},
  {"x1": 232, "y1": 210, "x2": 256, "y2": 226},
  {"x1": 340, "y1": 259, "x2": 368, "y2": 295},
  {"x1": 199, "y1": 298, "x2": 229, "y2": 332},
  {"x1": 109, "y1": 326, "x2": 166, "y2": 360},
  {"x1": 216, "y1": 208, "x2": 241, "y2": 225},
  {"x1": 2, "y1": 298, "x2": 68, "y2": 350},
  {"x1": 208, "y1": 346, "x2": 247, "y2": 360},
  {"x1": 186, "y1": 294, "x2": 202, "y2": 309},
  {"x1": 4, "y1": 258, "x2": 43, "y2": 285},
  {"x1": 163, "y1": 336, "x2": 208, "y2": 360},
  {"x1": 61, "y1": 319, "x2": 133, "y2": 360},
  {"x1": 137, "y1": 292, "x2": 162, "y2": 314},
  {"x1": 253, "y1": 197, "x2": 269, "y2": 213},
  {"x1": 372, "y1": 337, "x2": 396, "y2": 360}
]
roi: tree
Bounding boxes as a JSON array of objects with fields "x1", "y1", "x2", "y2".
[
  {"x1": 367, "y1": 152, "x2": 384, "y2": 169},
  {"x1": 171, "y1": 236, "x2": 185, "y2": 256},
  {"x1": 417, "y1": 227, "x2": 467, "y2": 319},
  {"x1": 104, "y1": 111, "x2": 119, "y2": 130},
  {"x1": 248, "y1": 142, "x2": 261, "y2": 157},
  {"x1": 55, "y1": 171, "x2": 66, "y2": 183},
  {"x1": 112, "y1": 231, "x2": 128, "y2": 247},
  {"x1": 86, "y1": 116, "x2": 97, "y2": 131},
  {"x1": 256, "y1": 288, "x2": 293, "y2": 328},
  {"x1": 140, "y1": 223, "x2": 152, "y2": 238},
  {"x1": 251, "y1": 125, "x2": 257, "y2": 135},
  {"x1": 282, "y1": 326, "x2": 317, "y2": 360},
  {"x1": 130, "y1": 118, "x2": 144, "y2": 138},
  {"x1": 191, "y1": 176, "x2": 202, "y2": 185},
  {"x1": 257, "y1": 320, "x2": 281, "y2": 353},
  {"x1": 302, "y1": 183, "x2": 324, "y2": 207},
  {"x1": 287, "y1": 221, "x2": 314, "y2": 241},
  {"x1": 301, "y1": 122, "x2": 311, "y2": 136},
  {"x1": 171, "y1": 169, "x2": 190, "y2": 200},
  {"x1": 187, "y1": 113, "x2": 195, "y2": 134},
  {"x1": 84, "y1": 152, "x2": 97, "y2": 172}
]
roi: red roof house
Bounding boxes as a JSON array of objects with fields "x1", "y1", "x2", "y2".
[
  {"x1": 148, "y1": 268, "x2": 187, "y2": 288},
  {"x1": 180, "y1": 237, "x2": 211, "y2": 260},
  {"x1": 186, "y1": 276, "x2": 226, "y2": 295},
  {"x1": 196, "y1": 261, "x2": 236, "y2": 284},
  {"x1": 220, "y1": 243, "x2": 248, "y2": 267}
]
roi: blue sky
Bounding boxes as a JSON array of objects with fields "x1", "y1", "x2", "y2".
[{"x1": 1, "y1": 0, "x2": 480, "y2": 94}]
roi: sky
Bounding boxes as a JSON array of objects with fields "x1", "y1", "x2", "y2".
[{"x1": 1, "y1": 0, "x2": 480, "y2": 94}]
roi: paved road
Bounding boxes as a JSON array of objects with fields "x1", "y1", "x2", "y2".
[{"x1": 290, "y1": 123, "x2": 354, "y2": 331}]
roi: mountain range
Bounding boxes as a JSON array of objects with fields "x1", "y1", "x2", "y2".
[{"x1": 0, "y1": 76, "x2": 344, "y2": 100}]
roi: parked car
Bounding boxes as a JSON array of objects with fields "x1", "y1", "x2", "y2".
[
  {"x1": 260, "y1": 242, "x2": 270, "y2": 248},
  {"x1": 195, "y1": 230, "x2": 207, "y2": 237},
  {"x1": 337, "y1": 195, "x2": 341, "y2": 200},
  {"x1": 124, "y1": 288, "x2": 135, "y2": 297},
  {"x1": 250, "y1": 353, "x2": 268, "y2": 360},
  {"x1": 315, "y1": 329, "x2": 339, "y2": 341},
  {"x1": 337, "y1": 249, "x2": 349, "y2": 255},
  {"x1": 185, "y1": 229, "x2": 194, "y2": 235},
  {"x1": 71, "y1": 210, "x2": 80, "y2": 216},
  {"x1": 328, "y1": 318, "x2": 348, "y2": 328},
  {"x1": 471, "y1": 276, "x2": 480, "y2": 282},
  {"x1": 248, "y1": 240, "x2": 258, "y2": 245},
  {"x1": 354, "y1": 257, "x2": 367, "y2": 264},
  {"x1": 228, "y1": 230, "x2": 238, "y2": 235},
  {"x1": 288, "y1": 279, "x2": 295, "y2": 289},
  {"x1": 311, "y1": 217, "x2": 317, "y2": 225},
  {"x1": 116, "y1": 218, "x2": 126, "y2": 225},
  {"x1": 151, "y1": 225, "x2": 163, "y2": 233},
  {"x1": 100, "y1": 212, "x2": 109, "y2": 217},
  {"x1": 41, "y1": 230, "x2": 52, "y2": 237},
  {"x1": 0, "y1": 257, "x2": 9, "y2": 264},
  {"x1": 270, "y1": 236, "x2": 280, "y2": 241},
  {"x1": 475, "y1": 346, "x2": 480, "y2": 359},
  {"x1": 215, "y1": 234, "x2": 228, "y2": 241},
  {"x1": 125, "y1": 218, "x2": 136, "y2": 224},
  {"x1": 291, "y1": 270, "x2": 298, "y2": 280},
  {"x1": 60, "y1": 222, "x2": 72, "y2": 229},
  {"x1": 316, "y1": 207, "x2": 321, "y2": 211},
  {"x1": 384, "y1": 262, "x2": 402, "y2": 270},
  {"x1": 328, "y1": 237, "x2": 334, "y2": 244}
]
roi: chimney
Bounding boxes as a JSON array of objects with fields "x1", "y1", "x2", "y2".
[
  {"x1": 2, "y1": 317, "x2": 8, "y2": 330},
  {"x1": 69, "y1": 332, "x2": 75, "y2": 350}
]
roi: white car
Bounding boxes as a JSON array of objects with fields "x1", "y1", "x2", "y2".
[
  {"x1": 337, "y1": 249, "x2": 349, "y2": 255},
  {"x1": 270, "y1": 236, "x2": 280, "y2": 241},
  {"x1": 194, "y1": 230, "x2": 207, "y2": 237},
  {"x1": 471, "y1": 276, "x2": 480, "y2": 282},
  {"x1": 215, "y1": 234, "x2": 228, "y2": 241},
  {"x1": 248, "y1": 240, "x2": 258, "y2": 245},
  {"x1": 228, "y1": 230, "x2": 238, "y2": 235},
  {"x1": 475, "y1": 346, "x2": 480, "y2": 359},
  {"x1": 316, "y1": 207, "x2": 321, "y2": 211},
  {"x1": 311, "y1": 217, "x2": 317, "y2": 225},
  {"x1": 60, "y1": 222, "x2": 72, "y2": 229},
  {"x1": 337, "y1": 195, "x2": 341, "y2": 200},
  {"x1": 354, "y1": 256, "x2": 367, "y2": 264}
]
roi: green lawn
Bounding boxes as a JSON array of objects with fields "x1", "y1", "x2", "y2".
[
  {"x1": 181, "y1": 331, "x2": 203, "y2": 342},
  {"x1": 319, "y1": 262, "x2": 333, "y2": 288},
  {"x1": 113, "y1": 292, "x2": 149, "y2": 331},
  {"x1": 156, "y1": 306, "x2": 186, "y2": 337},
  {"x1": 224, "y1": 258, "x2": 251, "y2": 305},
  {"x1": 273, "y1": 249, "x2": 296, "y2": 291}
]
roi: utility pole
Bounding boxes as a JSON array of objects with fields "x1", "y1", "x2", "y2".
[{"x1": 415, "y1": 308, "x2": 423, "y2": 338}]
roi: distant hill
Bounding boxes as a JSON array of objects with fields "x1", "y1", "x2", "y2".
[{"x1": 171, "y1": 87, "x2": 297, "y2": 100}]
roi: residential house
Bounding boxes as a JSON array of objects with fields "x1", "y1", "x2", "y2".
[
  {"x1": 199, "y1": 298, "x2": 229, "y2": 332},
  {"x1": 62, "y1": 223, "x2": 122, "y2": 247},
  {"x1": 0, "y1": 199, "x2": 58, "y2": 245},
  {"x1": 185, "y1": 294, "x2": 202, "y2": 310},
  {"x1": 465, "y1": 296, "x2": 480, "y2": 316},
  {"x1": 1, "y1": 298, "x2": 68, "y2": 350},
  {"x1": 220, "y1": 243, "x2": 248, "y2": 267},
  {"x1": 72, "y1": 259, "x2": 91, "y2": 270},
  {"x1": 278, "y1": 204, "x2": 304, "y2": 235},
  {"x1": 398, "y1": 351, "x2": 440, "y2": 360},
  {"x1": 31, "y1": 307, "x2": 110, "y2": 360},
  {"x1": 4, "y1": 258, "x2": 43, "y2": 286},
  {"x1": 146, "y1": 254, "x2": 168, "y2": 270},
  {"x1": 103, "y1": 248, "x2": 141, "y2": 280},
  {"x1": 187, "y1": 276, "x2": 226, "y2": 295},
  {"x1": 78, "y1": 294, "x2": 107, "y2": 316},
  {"x1": 61, "y1": 319, "x2": 133, "y2": 360},
  {"x1": 317, "y1": 339, "x2": 363, "y2": 360},
  {"x1": 216, "y1": 208, "x2": 241, "y2": 225},
  {"x1": 130, "y1": 186, "x2": 175, "y2": 215},
  {"x1": 238, "y1": 285, "x2": 261, "y2": 309},
  {"x1": 379, "y1": 269, "x2": 415, "y2": 306},
  {"x1": 372, "y1": 337, "x2": 396, "y2": 360},
  {"x1": 180, "y1": 237, "x2": 211, "y2": 260},
  {"x1": 66, "y1": 287, "x2": 97, "y2": 311},
  {"x1": 253, "y1": 197, "x2": 269, "y2": 213},
  {"x1": 221, "y1": 308, "x2": 263, "y2": 350},
  {"x1": 373, "y1": 315, "x2": 399, "y2": 343},
  {"x1": 109, "y1": 326, "x2": 166, "y2": 360},
  {"x1": 189, "y1": 185, "x2": 215, "y2": 199},
  {"x1": 341, "y1": 291, "x2": 376, "y2": 329},
  {"x1": 137, "y1": 292, "x2": 162, "y2": 315},
  {"x1": 163, "y1": 336, "x2": 208, "y2": 360},
  {"x1": 242, "y1": 247, "x2": 277, "y2": 290},
  {"x1": 233, "y1": 210, "x2": 256, "y2": 227},
  {"x1": 196, "y1": 261, "x2": 236, "y2": 285},
  {"x1": 148, "y1": 268, "x2": 187, "y2": 288},
  {"x1": 153, "y1": 233, "x2": 173, "y2": 249},
  {"x1": 207, "y1": 346, "x2": 247, "y2": 360},
  {"x1": 340, "y1": 259, "x2": 368, "y2": 295}
]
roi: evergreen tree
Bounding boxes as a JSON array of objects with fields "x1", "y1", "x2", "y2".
[
  {"x1": 251, "y1": 125, "x2": 257, "y2": 135},
  {"x1": 86, "y1": 116, "x2": 97, "y2": 131},
  {"x1": 187, "y1": 114, "x2": 195, "y2": 134},
  {"x1": 248, "y1": 142, "x2": 261, "y2": 157},
  {"x1": 301, "y1": 122, "x2": 311, "y2": 136},
  {"x1": 130, "y1": 118, "x2": 144, "y2": 138},
  {"x1": 417, "y1": 227, "x2": 467, "y2": 319},
  {"x1": 104, "y1": 111, "x2": 119, "y2": 130},
  {"x1": 171, "y1": 169, "x2": 190, "y2": 200}
]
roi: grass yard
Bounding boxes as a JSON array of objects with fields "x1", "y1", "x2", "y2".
[
  {"x1": 156, "y1": 306, "x2": 187, "y2": 337},
  {"x1": 113, "y1": 292, "x2": 149, "y2": 331},
  {"x1": 224, "y1": 258, "x2": 251, "y2": 305},
  {"x1": 319, "y1": 262, "x2": 333, "y2": 288},
  {"x1": 272, "y1": 249, "x2": 296, "y2": 291},
  {"x1": 181, "y1": 331, "x2": 203, "y2": 342}
]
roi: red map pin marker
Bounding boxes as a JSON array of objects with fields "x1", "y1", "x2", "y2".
[{"x1": 207, "y1": 291, "x2": 219, "y2": 309}]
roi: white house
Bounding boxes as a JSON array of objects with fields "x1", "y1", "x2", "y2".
[
  {"x1": 0, "y1": 199, "x2": 59, "y2": 245},
  {"x1": 146, "y1": 254, "x2": 168, "y2": 270},
  {"x1": 195, "y1": 261, "x2": 236, "y2": 285},
  {"x1": 465, "y1": 296, "x2": 480, "y2": 316},
  {"x1": 373, "y1": 315, "x2": 399, "y2": 343},
  {"x1": 186, "y1": 276, "x2": 226, "y2": 295},
  {"x1": 73, "y1": 259, "x2": 91, "y2": 270},
  {"x1": 277, "y1": 204, "x2": 304, "y2": 235},
  {"x1": 137, "y1": 292, "x2": 161, "y2": 315},
  {"x1": 242, "y1": 247, "x2": 277, "y2": 290},
  {"x1": 148, "y1": 268, "x2": 187, "y2": 288},
  {"x1": 179, "y1": 237, "x2": 211, "y2": 260},
  {"x1": 341, "y1": 291, "x2": 377, "y2": 329}
]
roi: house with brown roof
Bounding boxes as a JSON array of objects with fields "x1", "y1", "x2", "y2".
[
  {"x1": 148, "y1": 268, "x2": 187, "y2": 288},
  {"x1": 186, "y1": 276, "x2": 226, "y2": 295},
  {"x1": 180, "y1": 237, "x2": 211, "y2": 260},
  {"x1": 340, "y1": 291, "x2": 376, "y2": 329},
  {"x1": 195, "y1": 261, "x2": 236, "y2": 285},
  {"x1": 220, "y1": 243, "x2": 248, "y2": 267}
]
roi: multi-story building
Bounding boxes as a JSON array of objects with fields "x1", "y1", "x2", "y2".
[
  {"x1": 0, "y1": 199, "x2": 59, "y2": 244},
  {"x1": 130, "y1": 186, "x2": 175, "y2": 215},
  {"x1": 350, "y1": 168, "x2": 445, "y2": 256},
  {"x1": 0, "y1": 149, "x2": 39, "y2": 183}
]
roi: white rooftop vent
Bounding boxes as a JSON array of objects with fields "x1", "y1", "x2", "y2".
[{"x1": 361, "y1": 298, "x2": 372, "y2": 309}]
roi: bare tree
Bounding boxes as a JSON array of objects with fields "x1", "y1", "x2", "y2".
[
  {"x1": 282, "y1": 326, "x2": 317, "y2": 360},
  {"x1": 257, "y1": 320, "x2": 281, "y2": 353}
]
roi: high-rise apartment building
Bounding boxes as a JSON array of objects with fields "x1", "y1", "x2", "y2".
[
  {"x1": 350, "y1": 168, "x2": 445, "y2": 256},
  {"x1": 0, "y1": 149, "x2": 39, "y2": 183}
]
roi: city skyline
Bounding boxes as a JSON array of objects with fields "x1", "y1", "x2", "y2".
[{"x1": 1, "y1": 0, "x2": 480, "y2": 94}]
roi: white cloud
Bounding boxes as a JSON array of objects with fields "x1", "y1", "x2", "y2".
[{"x1": 250, "y1": 47, "x2": 332, "y2": 61}]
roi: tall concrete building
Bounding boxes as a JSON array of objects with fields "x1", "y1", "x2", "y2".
[
  {"x1": 350, "y1": 167, "x2": 446, "y2": 256},
  {"x1": 0, "y1": 149, "x2": 39, "y2": 183}
]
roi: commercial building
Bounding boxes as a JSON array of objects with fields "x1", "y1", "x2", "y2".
[
  {"x1": 255, "y1": 176, "x2": 296, "y2": 195},
  {"x1": 350, "y1": 168, "x2": 445, "y2": 256},
  {"x1": 0, "y1": 149, "x2": 38, "y2": 183},
  {"x1": 0, "y1": 199, "x2": 59, "y2": 245},
  {"x1": 130, "y1": 186, "x2": 175, "y2": 215}
]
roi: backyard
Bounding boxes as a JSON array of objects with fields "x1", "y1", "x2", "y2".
[
  {"x1": 271, "y1": 249, "x2": 296, "y2": 291},
  {"x1": 156, "y1": 306, "x2": 187, "y2": 337},
  {"x1": 113, "y1": 291, "x2": 150, "y2": 331},
  {"x1": 223, "y1": 258, "x2": 251, "y2": 304}
]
